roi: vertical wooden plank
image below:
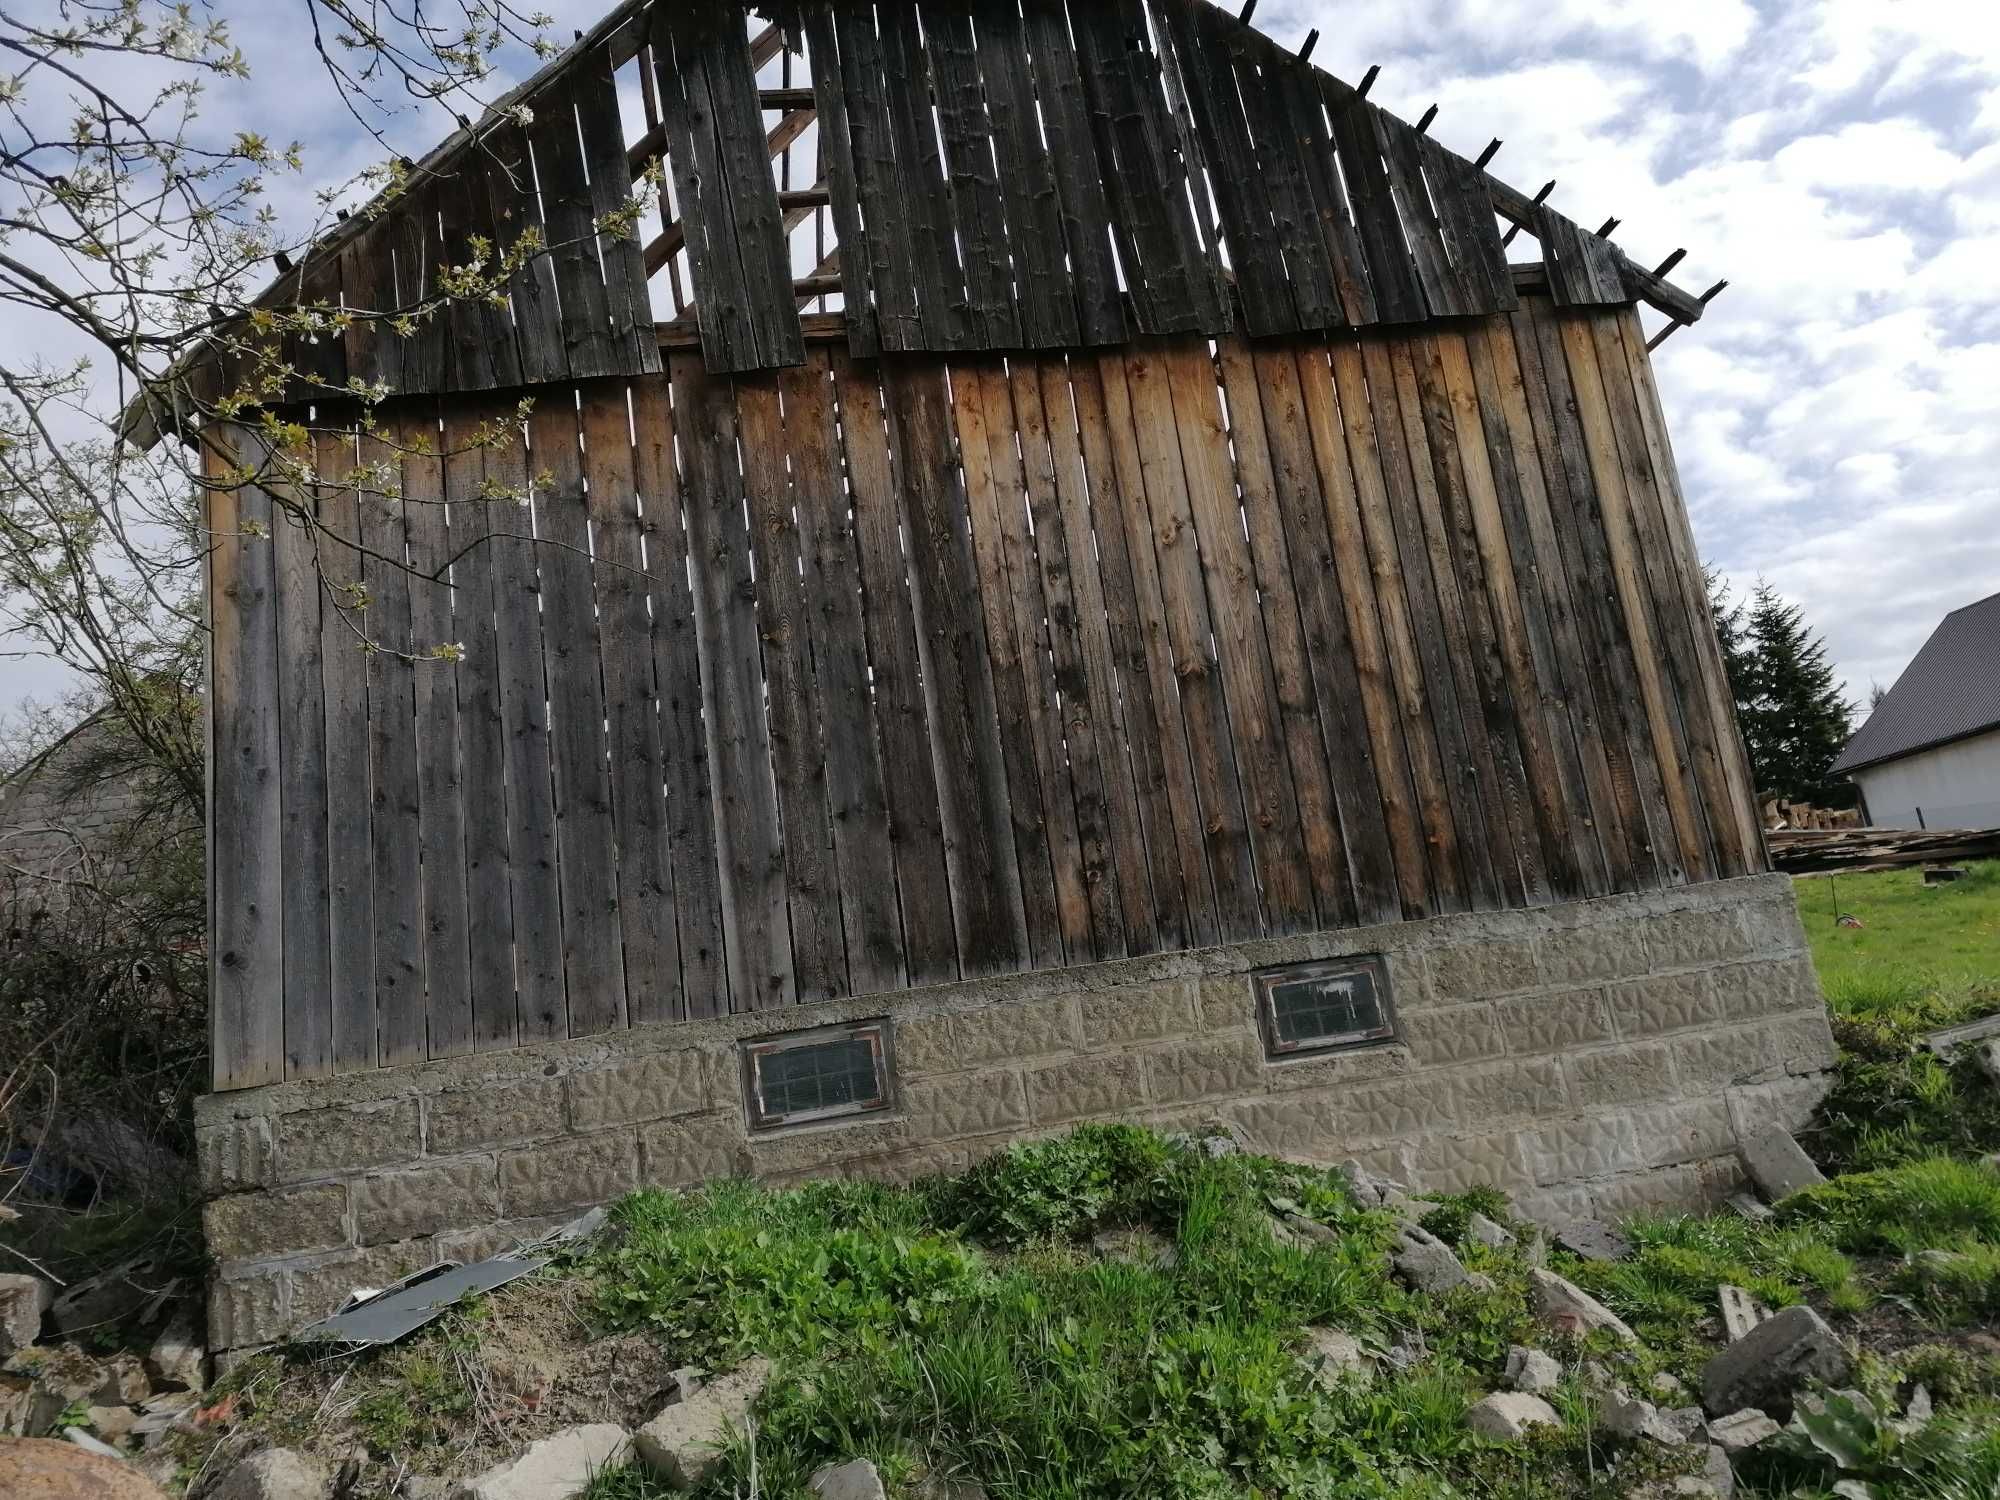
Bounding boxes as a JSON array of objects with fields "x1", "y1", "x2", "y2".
[
  {"x1": 1291, "y1": 341, "x2": 1431, "y2": 917},
  {"x1": 1323, "y1": 83, "x2": 1425, "y2": 325},
  {"x1": 1324, "y1": 340, "x2": 1472, "y2": 913},
  {"x1": 481, "y1": 411, "x2": 568, "y2": 1039},
  {"x1": 973, "y1": 0, "x2": 1082, "y2": 348},
  {"x1": 1164, "y1": 341, "x2": 1315, "y2": 931},
  {"x1": 438, "y1": 401, "x2": 522, "y2": 1051},
  {"x1": 1011, "y1": 360, "x2": 1128, "y2": 958},
  {"x1": 526, "y1": 398, "x2": 629, "y2": 1034},
  {"x1": 955, "y1": 363, "x2": 1071, "y2": 968},
  {"x1": 1374, "y1": 109, "x2": 1467, "y2": 319},
  {"x1": 1613, "y1": 309, "x2": 1766, "y2": 873},
  {"x1": 832, "y1": 352, "x2": 959, "y2": 982},
  {"x1": 394, "y1": 177, "x2": 450, "y2": 395},
  {"x1": 673, "y1": 354, "x2": 797, "y2": 1010},
  {"x1": 884, "y1": 359, "x2": 1030, "y2": 975},
  {"x1": 1555, "y1": 311, "x2": 1713, "y2": 883},
  {"x1": 800, "y1": 5, "x2": 881, "y2": 356},
  {"x1": 438, "y1": 167, "x2": 503, "y2": 395},
  {"x1": 1245, "y1": 344, "x2": 1400, "y2": 924},
  {"x1": 1275, "y1": 60, "x2": 1375, "y2": 326},
  {"x1": 1434, "y1": 329, "x2": 1588, "y2": 897},
  {"x1": 314, "y1": 424, "x2": 378, "y2": 1071},
  {"x1": 631, "y1": 374, "x2": 728, "y2": 1016},
  {"x1": 1068, "y1": 357, "x2": 1194, "y2": 949},
  {"x1": 829, "y1": 5, "x2": 924, "y2": 352},
  {"x1": 357, "y1": 427, "x2": 425, "y2": 1066},
  {"x1": 1355, "y1": 338, "x2": 1504, "y2": 911},
  {"x1": 338, "y1": 228, "x2": 393, "y2": 391},
  {"x1": 1418, "y1": 134, "x2": 1517, "y2": 314},
  {"x1": 206, "y1": 430, "x2": 286, "y2": 1089},
  {"x1": 879, "y1": 2, "x2": 973, "y2": 350},
  {"x1": 1583, "y1": 312, "x2": 1747, "y2": 878},
  {"x1": 269, "y1": 442, "x2": 332, "y2": 1080},
  {"x1": 482, "y1": 121, "x2": 568, "y2": 386},
  {"x1": 400, "y1": 409, "x2": 475, "y2": 1058},
  {"x1": 574, "y1": 43, "x2": 664, "y2": 377},
  {"x1": 926, "y1": 8, "x2": 1021, "y2": 349},
  {"x1": 1118, "y1": 343, "x2": 1261, "y2": 937},
  {"x1": 778, "y1": 354, "x2": 907, "y2": 991},
  {"x1": 1214, "y1": 338, "x2": 1353, "y2": 927},
  {"x1": 736, "y1": 377, "x2": 845, "y2": 1003},
  {"x1": 579, "y1": 383, "x2": 684, "y2": 1023},
  {"x1": 1402, "y1": 335, "x2": 1552, "y2": 904},
  {"x1": 1040, "y1": 358, "x2": 1159, "y2": 951},
  {"x1": 529, "y1": 78, "x2": 618, "y2": 380},
  {"x1": 1019, "y1": 0, "x2": 1128, "y2": 345},
  {"x1": 1511, "y1": 297, "x2": 1670, "y2": 889},
  {"x1": 1461, "y1": 324, "x2": 1612, "y2": 895}
]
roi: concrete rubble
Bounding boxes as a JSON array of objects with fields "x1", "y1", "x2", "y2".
[
  {"x1": 0, "y1": 1272, "x2": 53, "y2": 1356},
  {"x1": 812, "y1": 1458, "x2": 888, "y2": 1500},
  {"x1": 1505, "y1": 1346, "x2": 1562, "y2": 1394},
  {"x1": 1700, "y1": 1305, "x2": 1851, "y2": 1417},
  {"x1": 1529, "y1": 1268, "x2": 1639, "y2": 1344},
  {"x1": 453, "y1": 1426, "x2": 631, "y2": 1500},
  {"x1": 1301, "y1": 1328, "x2": 1374, "y2": 1387},
  {"x1": 213, "y1": 1447, "x2": 332, "y2": 1500},
  {"x1": 635, "y1": 1356, "x2": 771, "y2": 1487},
  {"x1": 1736, "y1": 1125, "x2": 1826, "y2": 1200},
  {"x1": 1392, "y1": 1225, "x2": 1472, "y2": 1293},
  {"x1": 1717, "y1": 1286, "x2": 1770, "y2": 1344},
  {"x1": 1466, "y1": 1391, "x2": 1562, "y2": 1439}
]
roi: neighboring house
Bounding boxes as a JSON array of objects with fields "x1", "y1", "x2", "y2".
[
  {"x1": 0, "y1": 716, "x2": 153, "y2": 893},
  {"x1": 1833, "y1": 589, "x2": 2000, "y2": 830}
]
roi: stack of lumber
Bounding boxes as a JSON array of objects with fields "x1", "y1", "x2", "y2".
[{"x1": 1771, "y1": 827, "x2": 2000, "y2": 875}]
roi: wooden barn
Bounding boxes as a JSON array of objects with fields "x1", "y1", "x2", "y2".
[{"x1": 180, "y1": 0, "x2": 1836, "y2": 1354}]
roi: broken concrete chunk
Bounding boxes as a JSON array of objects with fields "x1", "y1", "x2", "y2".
[
  {"x1": 1555, "y1": 1219, "x2": 1631, "y2": 1263},
  {"x1": 1717, "y1": 1286, "x2": 1770, "y2": 1345},
  {"x1": 1466, "y1": 1391, "x2": 1562, "y2": 1439},
  {"x1": 1301, "y1": 1328, "x2": 1373, "y2": 1388},
  {"x1": 1505, "y1": 1346, "x2": 1561, "y2": 1394},
  {"x1": 1737, "y1": 1125, "x2": 1826, "y2": 1201},
  {"x1": 1468, "y1": 1213, "x2": 1515, "y2": 1249},
  {"x1": 1700, "y1": 1305, "x2": 1851, "y2": 1417},
  {"x1": 1978, "y1": 1040, "x2": 2000, "y2": 1086},
  {"x1": 0, "y1": 1274, "x2": 53, "y2": 1357},
  {"x1": 146, "y1": 1307, "x2": 207, "y2": 1391},
  {"x1": 1727, "y1": 1194, "x2": 1775, "y2": 1223},
  {"x1": 1393, "y1": 1226, "x2": 1471, "y2": 1293},
  {"x1": 214, "y1": 1447, "x2": 334, "y2": 1500},
  {"x1": 1529, "y1": 1268, "x2": 1638, "y2": 1344},
  {"x1": 1695, "y1": 1444, "x2": 1737, "y2": 1498},
  {"x1": 99, "y1": 1352, "x2": 151, "y2": 1405},
  {"x1": 1707, "y1": 1407, "x2": 1779, "y2": 1453},
  {"x1": 1603, "y1": 1391, "x2": 1698, "y2": 1445},
  {"x1": 811, "y1": 1459, "x2": 887, "y2": 1500},
  {"x1": 453, "y1": 1426, "x2": 631, "y2": 1500},
  {"x1": 635, "y1": 1357, "x2": 770, "y2": 1487}
]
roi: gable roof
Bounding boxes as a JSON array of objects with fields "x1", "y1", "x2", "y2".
[{"x1": 1833, "y1": 588, "x2": 2000, "y2": 775}]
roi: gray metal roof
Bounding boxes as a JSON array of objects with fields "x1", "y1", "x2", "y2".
[{"x1": 1833, "y1": 588, "x2": 2000, "y2": 775}]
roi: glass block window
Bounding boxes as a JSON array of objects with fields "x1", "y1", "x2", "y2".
[
  {"x1": 743, "y1": 1022, "x2": 893, "y2": 1130},
  {"x1": 1253, "y1": 958, "x2": 1395, "y2": 1057}
]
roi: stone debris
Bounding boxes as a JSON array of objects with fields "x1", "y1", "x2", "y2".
[
  {"x1": 453, "y1": 1426, "x2": 631, "y2": 1500},
  {"x1": 1528, "y1": 1268, "x2": 1639, "y2": 1344},
  {"x1": 1504, "y1": 1346, "x2": 1561, "y2": 1394},
  {"x1": 635, "y1": 1357, "x2": 771, "y2": 1487},
  {"x1": 1336, "y1": 1160, "x2": 1400, "y2": 1209},
  {"x1": 1650, "y1": 1372, "x2": 1688, "y2": 1401},
  {"x1": 1392, "y1": 1226, "x2": 1471, "y2": 1293},
  {"x1": 1978, "y1": 1040, "x2": 2000, "y2": 1086},
  {"x1": 0, "y1": 1273, "x2": 53, "y2": 1356},
  {"x1": 44, "y1": 1254, "x2": 164, "y2": 1339},
  {"x1": 1736, "y1": 1125, "x2": 1826, "y2": 1201},
  {"x1": 1694, "y1": 1444, "x2": 1737, "y2": 1498},
  {"x1": 1727, "y1": 1194, "x2": 1775, "y2": 1223},
  {"x1": 0, "y1": 1437, "x2": 165, "y2": 1499},
  {"x1": 1301, "y1": 1328, "x2": 1373, "y2": 1388},
  {"x1": 1467, "y1": 1213, "x2": 1515, "y2": 1249},
  {"x1": 1555, "y1": 1219, "x2": 1631, "y2": 1263},
  {"x1": 1716, "y1": 1286, "x2": 1770, "y2": 1345},
  {"x1": 1466, "y1": 1391, "x2": 1562, "y2": 1440},
  {"x1": 214, "y1": 1447, "x2": 334, "y2": 1500},
  {"x1": 1700, "y1": 1305, "x2": 1851, "y2": 1417},
  {"x1": 146, "y1": 1307, "x2": 207, "y2": 1391},
  {"x1": 812, "y1": 1459, "x2": 888, "y2": 1500},
  {"x1": 1602, "y1": 1391, "x2": 1699, "y2": 1446},
  {"x1": 1706, "y1": 1408, "x2": 1780, "y2": 1453}
]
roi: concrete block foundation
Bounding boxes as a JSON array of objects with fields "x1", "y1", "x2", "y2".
[{"x1": 195, "y1": 874, "x2": 1836, "y2": 1353}]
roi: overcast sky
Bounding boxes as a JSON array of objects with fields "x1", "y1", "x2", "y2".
[{"x1": 4, "y1": 0, "x2": 1994, "y2": 726}]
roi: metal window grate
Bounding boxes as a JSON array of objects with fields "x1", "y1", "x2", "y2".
[
  {"x1": 743, "y1": 1022, "x2": 893, "y2": 1130},
  {"x1": 1253, "y1": 958, "x2": 1395, "y2": 1057}
]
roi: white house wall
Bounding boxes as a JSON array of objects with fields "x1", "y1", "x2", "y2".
[{"x1": 1852, "y1": 726, "x2": 2000, "y2": 830}]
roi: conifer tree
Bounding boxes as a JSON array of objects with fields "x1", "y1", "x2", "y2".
[{"x1": 1704, "y1": 573, "x2": 1855, "y2": 805}]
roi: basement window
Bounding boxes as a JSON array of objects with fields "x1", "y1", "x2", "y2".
[
  {"x1": 1253, "y1": 957, "x2": 1396, "y2": 1058},
  {"x1": 743, "y1": 1022, "x2": 893, "y2": 1131}
]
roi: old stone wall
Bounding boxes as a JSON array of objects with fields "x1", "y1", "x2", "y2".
[{"x1": 196, "y1": 874, "x2": 1835, "y2": 1354}]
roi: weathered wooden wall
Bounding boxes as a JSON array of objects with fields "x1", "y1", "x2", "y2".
[{"x1": 204, "y1": 294, "x2": 1762, "y2": 1090}]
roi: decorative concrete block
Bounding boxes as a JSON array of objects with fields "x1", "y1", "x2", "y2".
[
  {"x1": 1567, "y1": 1044, "x2": 1676, "y2": 1110},
  {"x1": 1737, "y1": 1124, "x2": 1825, "y2": 1201},
  {"x1": 1765, "y1": 1014, "x2": 1838, "y2": 1076},
  {"x1": 1609, "y1": 971, "x2": 1723, "y2": 1038},
  {"x1": 275, "y1": 1098, "x2": 421, "y2": 1182},
  {"x1": 288, "y1": 1241, "x2": 440, "y2": 1334},
  {"x1": 1142, "y1": 1032, "x2": 1266, "y2": 1106},
  {"x1": 1224, "y1": 1092, "x2": 1336, "y2": 1157},
  {"x1": 1709, "y1": 957, "x2": 1819, "y2": 1021},
  {"x1": 198, "y1": 1117, "x2": 273, "y2": 1194},
  {"x1": 498, "y1": 1131, "x2": 639, "y2": 1218},
  {"x1": 1401, "y1": 1005, "x2": 1508, "y2": 1067},
  {"x1": 355, "y1": 1160, "x2": 497, "y2": 1246},
  {"x1": 897, "y1": 996, "x2": 1081, "y2": 1076},
  {"x1": 1024, "y1": 1053, "x2": 1145, "y2": 1126},
  {"x1": 1630, "y1": 1098, "x2": 1736, "y2": 1169},
  {"x1": 1736, "y1": 894, "x2": 1807, "y2": 957},
  {"x1": 1646, "y1": 908, "x2": 1751, "y2": 970},
  {"x1": 428, "y1": 1079, "x2": 565, "y2": 1154},
  {"x1": 1262, "y1": 1042, "x2": 1413, "y2": 1094},
  {"x1": 205, "y1": 1183, "x2": 348, "y2": 1261},
  {"x1": 208, "y1": 1274, "x2": 286, "y2": 1351},
  {"x1": 1079, "y1": 982, "x2": 1198, "y2": 1049},
  {"x1": 902, "y1": 1073, "x2": 1031, "y2": 1139},
  {"x1": 1450, "y1": 1059, "x2": 1569, "y2": 1130},
  {"x1": 638, "y1": 1114, "x2": 744, "y2": 1188},
  {"x1": 1327, "y1": 1076, "x2": 1435, "y2": 1144},
  {"x1": 1196, "y1": 975, "x2": 1256, "y2": 1033},
  {"x1": 1496, "y1": 989, "x2": 1616, "y2": 1055},
  {"x1": 1406, "y1": 1131, "x2": 1533, "y2": 1195},
  {"x1": 568, "y1": 1050, "x2": 712, "y2": 1132},
  {"x1": 745, "y1": 1119, "x2": 907, "y2": 1177},
  {"x1": 1537, "y1": 923, "x2": 1647, "y2": 986},
  {"x1": 1431, "y1": 939, "x2": 1539, "y2": 1002},
  {"x1": 1519, "y1": 1115, "x2": 1645, "y2": 1186},
  {"x1": 1670, "y1": 1029, "x2": 1777, "y2": 1096}
]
